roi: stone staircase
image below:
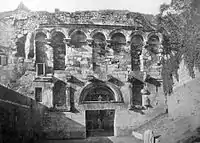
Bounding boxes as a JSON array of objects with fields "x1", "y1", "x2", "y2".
[
  {"x1": 134, "y1": 111, "x2": 168, "y2": 135},
  {"x1": 132, "y1": 112, "x2": 200, "y2": 143}
]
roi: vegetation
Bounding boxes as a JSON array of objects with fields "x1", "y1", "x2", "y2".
[
  {"x1": 157, "y1": 0, "x2": 200, "y2": 96},
  {"x1": 8, "y1": 59, "x2": 27, "y2": 90}
]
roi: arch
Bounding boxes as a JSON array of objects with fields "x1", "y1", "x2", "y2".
[
  {"x1": 130, "y1": 34, "x2": 144, "y2": 45},
  {"x1": 110, "y1": 32, "x2": 126, "y2": 54},
  {"x1": 147, "y1": 32, "x2": 162, "y2": 43},
  {"x1": 34, "y1": 28, "x2": 48, "y2": 39},
  {"x1": 70, "y1": 30, "x2": 87, "y2": 48},
  {"x1": 35, "y1": 32, "x2": 47, "y2": 42},
  {"x1": 111, "y1": 32, "x2": 126, "y2": 43},
  {"x1": 50, "y1": 28, "x2": 67, "y2": 39},
  {"x1": 129, "y1": 30, "x2": 145, "y2": 42},
  {"x1": 109, "y1": 29, "x2": 127, "y2": 41},
  {"x1": 35, "y1": 31, "x2": 48, "y2": 65},
  {"x1": 92, "y1": 32, "x2": 106, "y2": 42},
  {"x1": 69, "y1": 29, "x2": 88, "y2": 39},
  {"x1": 51, "y1": 31, "x2": 66, "y2": 70},
  {"x1": 51, "y1": 31, "x2": 66, "y2": 43},
  {"x1": 79, "y1": 82, "x2": 123, "y2": 103},
  {"x1": 90, "y1": 29, "x2": 107, "y2": 40}
]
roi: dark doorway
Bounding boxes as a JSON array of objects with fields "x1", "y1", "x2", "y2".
[
  {"x1": 86, "y1": 110, "x2": 115, "y2": 137},
  {"x1": 53, "y1": 80, "x2": 67, "y2": 108}
]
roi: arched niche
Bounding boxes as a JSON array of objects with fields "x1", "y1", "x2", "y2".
[
  {"x1": 50, "y1": 28, "x2": 67, "y2": 39},
  {"x1": 91, "y1": 32, "x2": 107, "y2": 74},
  {"x1": 130, "y1": 34, "x2": 144, "y2": 71},
  {"x1": 110, "y1": 33, "x2": 126, "y2": 54},
  {"x1": 35, "y1": 32, "x2": 47, "y2": 64},
  {"x1": 70, "y1": 30, "x2": 87, "y2": 48},
  {"x1": 146, "y1": 34, "x2": 161, "y2": 54},
  {"x1": 130, "y1": 34, "x2": 144, "y2": 46},
  {"x1": 109, "y1": 29, "x2": 127, "y2": 40},
  {"x1": 51, "y1": 31, "x2": 66, "y2": 70},
  {"x1": 79, "y1": 82, "x2": 123, "y2": 104},
  {"x1": 92, "y1": 32, "x2": 106, "y2": 57},
  {"x1": 35, "y1": 28, "x2": 48, "y2": 39},
  {"x1": 90, "y1": 29, "x2": 107, "y2": 40},
  {"x1": 93, "y1": 32, "x2": 106, "y2": 43},
  {"x1": 15, "y1": 35, "x2": 26, "y2": 58},
  {"x1": 147, "y1": 35, "x2": 160, "y2": 45}
]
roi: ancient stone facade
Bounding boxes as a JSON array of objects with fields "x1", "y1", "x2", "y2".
[
  {"x1": 0, "y1": 3, "x2": 165, "y2": 139},
  {"x1": 31, "y1": 20, "x2": 164, "y2": 138}
]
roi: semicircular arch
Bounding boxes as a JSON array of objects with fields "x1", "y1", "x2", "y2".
[
  {"x1": 34, "y1": 29, "x2": 48, "y2": 40},
  {"x1": 79, "y1": 82, "x2": 123, "y2": 103},
  {"x1": 109, "y1": 29, "x2": 127, "y2": 41},
  {"x1": 147, "y1": 32, "x2": 162, "y2": 43},
  {"x1": 90, "y1": 29, "x2": 107, "y2": 40},
  {"x1": 69, "y1": 29, "x2": 88, "y2": 39},
  {"x1": 129, "y1": 30, "x2": 145, "y2": 41},
  {"x1": 50, "y1": 28, "x2": 67, "y2": 39}
]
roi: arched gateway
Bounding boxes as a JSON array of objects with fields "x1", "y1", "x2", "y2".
[
  {"x1": 79, "y1": 82, "x2": 123, "y2": 103},
  {"x1": 79, "y1": 82, "x2": 123, "y2": 137}
]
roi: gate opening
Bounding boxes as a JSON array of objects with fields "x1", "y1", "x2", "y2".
[{"x1": 86, "y1": 109, "x2": 115, "y2": 137}]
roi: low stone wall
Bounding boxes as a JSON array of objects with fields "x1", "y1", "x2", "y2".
[
  {"x1": 42, "y1": 103, "x2": 166, "y2": 139},
  {"x1": 0, "y1": 85, "x2": 47, "y2": 142},
  {"x1": 43, "y1": 112, "x2": 86, "y2": 139}
]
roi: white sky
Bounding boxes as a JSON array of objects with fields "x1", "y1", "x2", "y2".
[{"x1": 1, "y1": 0, "x2": 171, "y2": 15}]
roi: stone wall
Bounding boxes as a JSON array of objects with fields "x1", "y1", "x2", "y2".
[
  {"x1": 0, "y1": 4, "x2": 156, "y2": 90},
  {"x1": 168, "y1": 60, "x2": 200, "y2": 119},
  {"x1": 0, "y1": 84, "x2": 47, "y2": 142},
  {"x1": 41, "y1": 77, "x2": 165, "y2": 138},
  {"x1": 0, "y1": 4, "x2": 166, "y2": 139}
]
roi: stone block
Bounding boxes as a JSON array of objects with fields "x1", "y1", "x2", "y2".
[{"x1": 132, "y1": 131, "x2": 143, "y2": 140}]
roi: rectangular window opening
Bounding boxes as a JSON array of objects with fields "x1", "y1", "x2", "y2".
[
  {"x1": 36, "y1": 63, "x2": 45, "y2": 76},
  {"x1": 0, "y1": 55, "x2": 1, "y2": 65},
  {"x1": 35, "y1": 87, "x2": 42, "y2": 102}
]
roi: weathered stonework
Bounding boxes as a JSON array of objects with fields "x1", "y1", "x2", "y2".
[
  {"x1": 0, "y1": 3, "x2": 165, "y2": 139},
  {"x1": 33, "y1": 22, "x2": 164, "y2": 138}
]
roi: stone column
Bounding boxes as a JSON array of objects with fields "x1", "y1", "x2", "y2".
[
  {"x1": 45, "y1": 31, "x2": 54, "y2": 75},
  {"x1": 33, "y1": 32, "x2": 36, "y2": 63},
  {"x1": 140, "y1": 42, "x2": 148, "y2": 87},
  {"x1": 49, "y1": 83, "x2": 54, "y2": 108},
  {"x1": 87, "y1": 39, "x2": 95, "y2": 71},
  {"x1": 66, "y1": 83, "x2": 71, "y2": 111},
  {"x1": 140, "y1": 45, "x2": 145, "y2": 72},
  {"x1": 131, "y1": 44, "x2": 141, "y2": 71},
  {"x1": 64, "y1": 38, "x2": 71, "y2": 69},
  {"x1": 24, "y1": 32, "x2": 32, "y2": 60},
  {"x1": 128, "y1": 82, "x2": 133, "y2": 109}
]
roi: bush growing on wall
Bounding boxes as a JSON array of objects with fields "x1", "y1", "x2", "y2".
[{"x1": 8, "y1": 59, "x2": 27, "y2": 89}]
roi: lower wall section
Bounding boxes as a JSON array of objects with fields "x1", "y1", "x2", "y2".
[
  {"x1": 43, "y1": 104, "x2": 166, "y2": 139},
  {"x1": 43, "y1": 111, "x2": 86, "y2": 139}
]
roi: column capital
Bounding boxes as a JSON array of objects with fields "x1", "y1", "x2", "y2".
[
  {"x1": 87, "y1": 39, "x2": 94, "y2": 46},
  {"x1": 63, "y1": 38, "x2": 71, "y2": 44},
  {"x1": 106, "y1": 39, "x2": 112, "y2": 43},
  {"x1": 87, "y1": 38, "x2": 93, "y2": 42}
]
